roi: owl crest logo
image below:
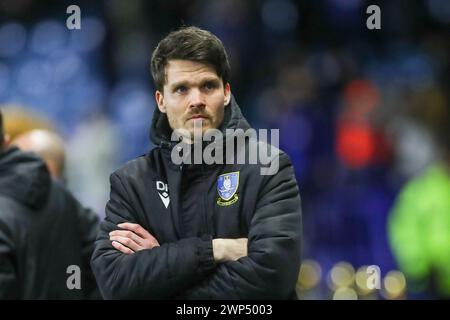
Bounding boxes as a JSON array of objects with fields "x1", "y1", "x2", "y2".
[
  {"x1": 217, "y1": 172, "x2": 239, "y2": 206},
  {"x1": 223, "y1": 176, "x2": 232, "y2": 190}
]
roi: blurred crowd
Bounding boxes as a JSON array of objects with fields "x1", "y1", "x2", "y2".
[{"x1": 0, "y1": 0, "x2": 449, "y2": 299}]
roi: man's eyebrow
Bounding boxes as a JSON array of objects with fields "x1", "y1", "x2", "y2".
[
  {"x1": 200, "y1": 78, "x2": 221, "y2": 84},
  {"x1": 170, "y1": 78, "x2": 220, "y2": 88},
  {"x1": 170, "y1": 80, "x2": 189, "y2": 88}
]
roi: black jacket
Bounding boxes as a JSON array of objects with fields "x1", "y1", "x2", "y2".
[
  {"x1": 0, "y1": 147, "x2": 99, "y2": 299},
  {"x1": 91, "y1": 97, "x2": 302, "y2": 299}
]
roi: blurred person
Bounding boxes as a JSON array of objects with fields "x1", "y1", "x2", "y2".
[
  {"x1": 388, "y1": 158, "x2": 450, "y2": 298},
  {"x1": 65, "y1": 114, "x2": 119, "y2": 219},
  {"x1": 1, "y1": 106, "x2": 53, "y2": 142},
  {"x1": 91, "y1": 26, "x2": 302, "y2": 299},
  {"x1": 388, "y1": 89, "x2": 450, "y2": 298},
  {"x1": 12, "y1": 129, "x2": 65, "y2": 180},
  {"x1": 0, "y1": 110, "x2": 100, "y2": 299}
]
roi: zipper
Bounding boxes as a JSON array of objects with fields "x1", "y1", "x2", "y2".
[{"x1": 201, "y1": 163, "x2": 210, "y2": 235}]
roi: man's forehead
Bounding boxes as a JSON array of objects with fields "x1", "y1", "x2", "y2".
[{"x1": 165, "y1": 60, "x2": 219, "y2": 83}]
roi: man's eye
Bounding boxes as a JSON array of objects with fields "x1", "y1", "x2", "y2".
[
  {"x1": 175, "y1": 86, "x2": 187, "y2": 93},
  {"x1": 203, "y1": 82, "x2": 217, "y2": 90}
]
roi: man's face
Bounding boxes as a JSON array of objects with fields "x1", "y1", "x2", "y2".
[{"x1": 155, "y1": 60, "x2": 231, "y2": 138}]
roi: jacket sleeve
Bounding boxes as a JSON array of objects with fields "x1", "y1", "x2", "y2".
[
  {"x1": 90, "y1": 172, "x2": 216, "y2": 299},
  {"x1": 0, "y1": 216, "x2": 18, "y2": 299},
  {"x1": 178, "y1": 153, "x2": 302, "y2": 299}
]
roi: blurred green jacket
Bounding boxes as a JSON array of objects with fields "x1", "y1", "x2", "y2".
[{"x1": 388, "y1": 163, "x2": 450, "y2": 297}]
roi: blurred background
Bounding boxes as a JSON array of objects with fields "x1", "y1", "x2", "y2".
[{"x1": 0, "y1": 0, "x2": 448, "y2": 299}]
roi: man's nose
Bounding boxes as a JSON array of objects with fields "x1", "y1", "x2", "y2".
[{"x1": 188, "y1": 88, "x2": 206, "y2": 109}]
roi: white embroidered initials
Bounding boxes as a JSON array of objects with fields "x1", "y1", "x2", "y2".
[{"x1": 156, "y1": 181, "x2": 170, "y2": 208}]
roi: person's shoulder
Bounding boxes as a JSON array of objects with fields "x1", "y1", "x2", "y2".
[
  {"x1": 111, "y1": 150, "x2": 159, "y2": 182},
  {"x1": 243, "y1": 136, "x2": 290, "y2": 160},
  {"x1": 50, "y1": 179, "x2": 82, "y2": 205},
  {"x1": 231, "y1": 137, "x2": 294, "y2": 181},
  {"x1": 0, "y1": 193, "x2": 27, "y2": 223},
  {"x1": 246, "y1": 138, "x2": 292, "y2": 168}
]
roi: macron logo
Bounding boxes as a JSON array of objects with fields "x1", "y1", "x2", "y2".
[{"x1": 156, "y1": 181, "x2": 170, "y2": 208}]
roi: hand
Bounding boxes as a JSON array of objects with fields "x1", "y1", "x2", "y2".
[
  {"x1": 109, "y1": 222, "x2": 160, "y2": 255},
  {"x1": 212, "y1": 238, "x2": 248, "y2": 263}
]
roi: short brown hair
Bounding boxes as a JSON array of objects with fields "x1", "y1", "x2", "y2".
[{"x1": 151, "y1": 26, "x2": 231, "y2": 91}]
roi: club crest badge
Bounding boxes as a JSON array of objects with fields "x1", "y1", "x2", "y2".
[{"x1": 217, "y1": 171, "x2": 239, "y2": 206}]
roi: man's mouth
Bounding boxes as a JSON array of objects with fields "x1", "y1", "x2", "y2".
[{"x1": 188, "y1": 115, "x2": 208, "y2": 120}]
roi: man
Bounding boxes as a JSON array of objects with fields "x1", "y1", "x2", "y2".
[
  {"x1": 91, "y1": 26, "x2": 302, "y2": 299},
  {"x1": 0, "y1": 110, "x2": 99, "y2": 299},
  {"x1": 388, "y1": 95, "x2": 450, "y2": 298},
  {"x1": 12, "y1": 129, "x2": 65, "y2": 180}
]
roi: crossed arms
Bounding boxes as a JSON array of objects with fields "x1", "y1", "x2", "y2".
[
  {"x1": 91, "y1": 154, "x2": 302, "y2": 299},
  {"x1": 109, "y1": 222, "x2": 247, "y2": 263}
]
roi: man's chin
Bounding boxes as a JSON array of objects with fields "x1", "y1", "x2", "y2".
[
  {"x1": 185, "y1": 126, "x2": 218, "y2": 138},
  {"x1": 190, "y1": 126, "x2": 212, "y2": 135},
  {"x1": 186, "y1": 121, "x2": 213, "y2": 131}
]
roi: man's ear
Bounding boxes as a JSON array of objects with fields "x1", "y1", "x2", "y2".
[
  {"x1": 155, "y1": 90, "x2": 166, "y2": 113},
  {"x1": 224, "y1": 83, "x2": 231, "y2": 105}
]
